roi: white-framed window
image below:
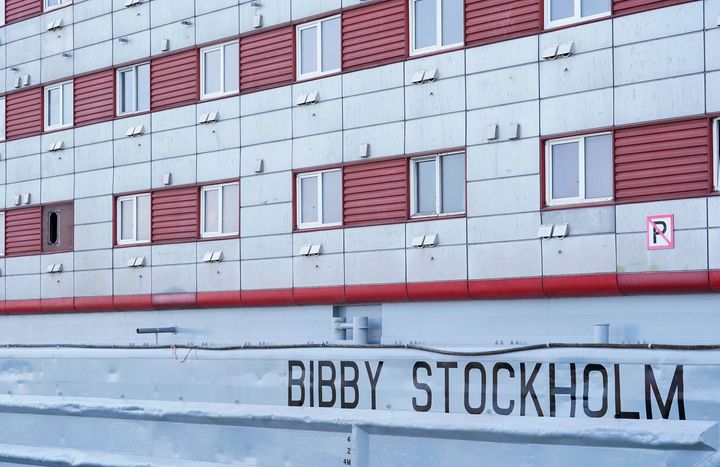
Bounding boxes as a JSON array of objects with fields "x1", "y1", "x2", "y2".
[
  {"x1": 545, "y1": 133, "x2": 613, "y2": 206},
  {"x1": 45, "y1": 0, "x2": 71, "y2": 11},
  {"x1": 544, "y1": 0, "x2": 611, "y2": 28},
  {"x1": 200, "y1": 41, "x2": 239, "y2": 99},
  {"x1": 296, "y1": 15, "x2": 341, "y2": 80},
  {"x1": 410, "y1": 152, "x2": 465, "y2": 218},
  {"x1": 296, "y1": 169, "x2": 342, "y2": 229},
  {"x1": 410, "y1": 0, "x2": 463, "y2": 56},
  {"x1": 117, "y1": 63, "x2": 150, "y2": 116},
  {"x1": 0, "y1": 0, "x2": 5, "y2": 26},
  {"x1": 0, "y1": 211, "x2": 5, "y2": 257},
  {"x1": 201, "y1": 182, "x2": 239, "y2": 238},
  {"x1": 713, "y1": 118, "x2": 719, "y2": 191},
  {"x1": 0, "y1": 97, "x2": 6, "y2": 141},
  {"x1": 44, "y1": 81, "x2": 73, "y2": 131},
  {"x1": 117, "y1": 194, "x2": 151, "y2": 245}
]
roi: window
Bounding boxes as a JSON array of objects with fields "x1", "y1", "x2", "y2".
[
  {"x1": 545, "y1": 133, "x2": 613, "y2": 206},
  {"x1": 42, "y1": 202, "x2": 73, "y2": 252},
  {"x1": 117, "y1": 194, "x2": 151, "y2": 245},
  {"x1": 714, "y1": 118, "x2": 719, "y2": 191},
  {"x1": 201, "y1": 183, "x2": 239, "y2": 238},
  {"x1": 117, "y1": 63, "x2": 150, "y2": 116},
  {"x1": 44, "y1": 81, "x2": 73, "y2": 131},
  {"x1": 296, "y1": 169, "x2": 342, "y2": 229},
  {"x1": 0, "y1": 212, "x2": 5, "y2": 257},
  {"x1": 545, "y1": 0, "x2": 611, "y2": 28},
  {"x1": 0, "y1": 97, "x2": 5, "y2": 141},
  {"x1": 200, "y1": 41, "x2": 239, "y2": 99},
  {"x1": 410, "y1": 0, "x2": 463, "y2": 56},
  {"x1": 410, "y1": 152, "x2": 465, "y2": 217},
  {"x1": 296, "y1": 16, "x2": 341, "y2": 80},
  {"x1": 45, "y1": 0, "x2": 71, "y2": 11}
]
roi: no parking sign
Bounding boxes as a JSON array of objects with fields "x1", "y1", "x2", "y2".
[{"x1": 647, "y1": 214, "x2": 674, "y2": 250}]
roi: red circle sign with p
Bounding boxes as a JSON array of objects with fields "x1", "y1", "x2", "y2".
[{"x1": 646, "y1": 214, "x2": 675, "y2": 250}]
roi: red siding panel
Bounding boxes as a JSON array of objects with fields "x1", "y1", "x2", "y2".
[
  {"x1": 150, "y1": 50, "x2": 199, "y2": 110},
  {"x1": 74, "y1": 69, "x2": 115, "y2": 126},
  {"x1": 613, "y1": 0, "x2": 695, "y2": 16},
  {"x1": 6, "y1": 88, "x2": 43, "y2": 141},
  {"x1": 5, "y1": 207, "x2": 42, "y2": 257},
  {"x1": 465, "y1": 0, "x2": 541, "y2": 47},
  {"x1": 239, "y1": 26, "x2": 295, "y2": 93},
  {"x1": 6, "y1": 0, "x2": 41, "y2": 24},
  {"x1": 614, "y1": 118, "x2": 710, "y2": 203},
  {"x1": 343, "y1": 158, "x2": 408, "y2": 227},
  {"x1": 151, "y1": 187, "x2": 198, "y2": 243},
  {"x1": 342, "y1": 0, "x2": 407, "y2": 72}
]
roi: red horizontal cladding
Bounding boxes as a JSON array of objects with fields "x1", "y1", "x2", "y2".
[
  {"x1": 40, "y1": 298, "x2": 75, "y2": 314},
  {"x1": 240, "y1": 25, "x2": 294, "y2": 93},
  {"x1": 151, "y1": 50, "x2": 199, "y2": 110},
  {"x1": 465, "y1": 0, "x2": 541, "y2": 47},
  {"x1": 543, "y1": 274, "x2": 620, "y2": 297},
  {"x1": 468, "y1": 277, "x2": 545, "y2": 299},
  {"x1": 5, "y1": 206, "x2": 42, "y2": 256},
  {"x1": 294, "y1": 286, "x2": 347, "y2": 305},
  {"x1": 6, "y1": 0, "x2": 41, "y2": 23},
  {"x1": 345, "y1": 283, "x2": 409, "y2": 303},
  {"x1": 152, "y1": 293, "x2": 198, "y2": 309},
  {"x1": 614, "y1": 118, "x2": 711, "y2": 203},
  {"x1": 407, "y1": 281, "x2": 470, "y2": 301},
  {"x1": 711, "y1": 271, "x2": 720, "y2": 292},
  {"x1": 197, "y1": 291, "x2": 242, "y2": 308},
  {"x1": 4, "y1": 299, "x2": 41, "y2": 315},
  {"x1": 342, "y1": 0, "x2": 407, "y2": 72},
  {"x1": 618, "y1": 271, "x2": 711, "y2": 295},
  {"x1": 343, "y1": 158, "x2": 408, "y2": 227},
  {"x1": 151, "y1": 187, "x2": 198, "y2": 243},
  {"x1": 74, "y1": 296, "x2": 116, "y2": 312},
  {"x1": 241, "y1": 288, "x2": 296, "y2": 307},
  {"x1": 612, "y1": 0, "x2": 695, "y2": 16},
  {"x1": 74, "y1": 69, "x2": 115, "y2": 126},
  {"x1": 6, "y1": 88, "x2": 43, "y2": 140},
  {"x1": 114, "y1": 294, "x2": 153, "y2": 311}
]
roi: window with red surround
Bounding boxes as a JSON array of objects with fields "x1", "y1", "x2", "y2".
[
  {"x1": 240, "y1": 26, "x2": 294, "y2": 93},
  {"x1": 614, "y1": 118, "x2": 710, "y2": 204},
  {"x1": 466, "y1": 0, "x2": 541, "y2": 46},
  {"x1": 6, "y1": 88, "x2": 43, "y2": 140},
  {"x1": 150, "y1": 187, "x2": 199, "y2": 243},
  {"x1": 342, "y1": 0, "x2": 407, "y2": 72},
  {"x1": 5, "y1": 206, "x2": 42, "y2": 256},
  {"x1": 150, "y1": 50, "x2": 199, "y2": 111}
]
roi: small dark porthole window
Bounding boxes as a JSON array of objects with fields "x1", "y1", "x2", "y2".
[{"x1": 42, "y1": 202, "x2": 74, "y2": 252}]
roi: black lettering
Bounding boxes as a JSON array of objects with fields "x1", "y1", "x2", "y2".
[
  {"x1": 340, "y1": 361, "x2": 359, "y2": 409},
  {"x1": 412, "y1": 361, "x2": 432, "y2": 412},
  {"x1": 653, "y1": 221, "x2": 667, "y2": 244},
  {"x1": 614, "y1": 364, "x2": 640, "y2": 419},
  {"x1": 464, "y1": 362, "x2": 487, "y2": 415},
  {"x1": 644, "y1": 365, "x2": 685, "y2": 420},
  {"x1": 437, "y1": 362, "x2": 458, "y2": 413},
  {"x1": 309, "y1": 360, "x2": 315, "y2": 407},
  {"x1": 318, "y1": 361, "x2": 336, "y2": 408},
  {"x1": 492, "y1": 362, "x2": 515, "y2": 416},
  {"x1": 288, "y1": 360, "x2": 305, "y2": 407},
  {"x1": 583, "y1": 364, "x2": 608, "y2": 418},
  {"x1": 520, "y1": 363, "x2": 543, "y2": 417},
  {"x1": 365, "y1": 361, "x2": 383, "y2": 410},
  {"x1": 549, "y1": 363, "x2": 576, "y2": 417}
]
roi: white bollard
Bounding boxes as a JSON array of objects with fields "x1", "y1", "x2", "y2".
[
  {"x1": 353, "y1": 317, "x2": 369, "y2": 345},
  {"x1": 594, "y1": 324, "x2": 610, "y2": 344}
]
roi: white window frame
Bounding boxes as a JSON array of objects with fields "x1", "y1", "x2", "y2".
[
  {"x1": 544, "y1": 0, "x2": 611, "y2": 29},
  {"x1": 116, "y1": 193, "x2": 150, "y2": 246},
  {"x1": 200, "y1": 41, "x2": 239, "y2": 100},
  {"x1": 296, "y1": 15, "x2": 342, "y2": 81},
  {"x1": 545, "y1": 132, "x2": 614, "y2": 207},
  {"x1": 713, "y1": 118, "x2": 719, "y2": 191},
  {"x1": 116, "y1": 63, "x2": 150, "y2": 116},
  {"x1": 409, "y1": 152, "x2": 465, "y2": 218},
  {"x1": 200, "y1": 182, "x2": 240, "y2": 238},
  {"x1": 409, "y1": 0, "x2": 464, "y2": 56},
  {"x1": 296, "y1": 169, "x2": 342, "y2": 230},
  {"x1": 44, "y1": 80, "x2": 73, "y2": 131},
  {"x1": 44, "y1": 0, "x2": 71, "y2": 12},
  {"x1": 0, "y1": 97, "x2": 6, "y2": 142},
  {"x1": 0, "y1": 211, "x2": 5, "y2": 257}
]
